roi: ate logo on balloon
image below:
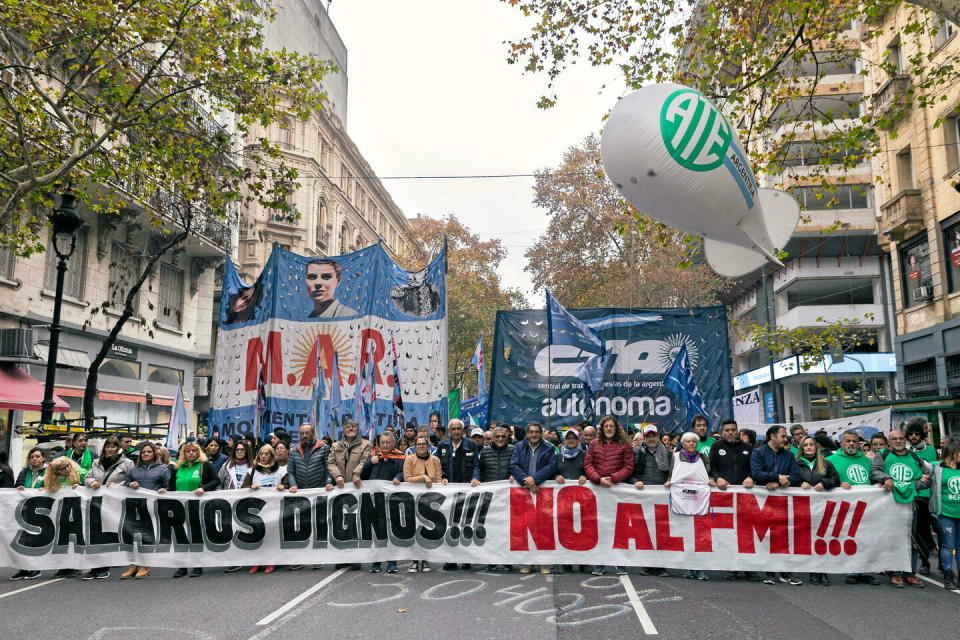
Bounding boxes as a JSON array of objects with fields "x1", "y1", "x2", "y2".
[{"x1": 659, "y1": 89, "x2": 732, "y2": 172}]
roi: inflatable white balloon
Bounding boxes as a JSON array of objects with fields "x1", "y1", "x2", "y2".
[{"x1": 600, "y1": 83, "x2": 799, "y2": 277}]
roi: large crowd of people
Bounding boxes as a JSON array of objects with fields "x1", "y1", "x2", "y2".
[{"x1": 2, "y1": 415, "x2": 958, "y2": 591}]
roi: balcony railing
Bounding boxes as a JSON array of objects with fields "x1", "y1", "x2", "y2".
[
  {"x1": 873, "y1": 74, "x2": 912, "y2": 123},
  {"x1": 879, "y1": 189, "x2": 923, "y2": 242},
  {"x1": 129, "y1": 58, "x2": 229, "y2": 142},
  {"x1": 316, "y1": 226, "x2": 330, "y2": 248}
]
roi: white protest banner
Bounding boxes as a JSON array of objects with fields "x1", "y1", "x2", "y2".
[
  {"x1": 739, "y1": 408, "x2": 892, "y2": 441},
  {"x1": 732, "y1": 389, "x2": 762, "y2": 425},
  {"x1": 0, "y1": 482, "x2": 910, "y2": 572}
]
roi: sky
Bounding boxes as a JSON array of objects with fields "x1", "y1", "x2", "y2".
[{"x1": 329, "y1": 0, "x2": 624, "y2": 301}]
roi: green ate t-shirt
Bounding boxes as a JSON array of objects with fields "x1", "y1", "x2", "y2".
[
  {"x1": 826, "y1": 451, "x2": 872, "y2": 486},
  {"x1": 174, "y1": 462, "x2": 203, "y2": 492},
  {"x1": 938, "y1": 464, "x2": 960, "y2": 518},
  {"x1": 697, "y1": 437, "x2": 716, "y2": 455},
  {"x1": 883, "y1": 451, "x2": 923, "y2": 503}
]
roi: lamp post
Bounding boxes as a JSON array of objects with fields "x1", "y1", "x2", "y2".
[{"x1": 39, "y1": 190, "x2": 83, "y2": 424}]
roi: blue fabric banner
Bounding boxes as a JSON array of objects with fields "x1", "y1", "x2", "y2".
[
  {"x1": 488, "y1": 306, "x2": 732, "y2": 433},
  {"x1": 209, "y1": 244, "x2": 447, "y2": 439}
]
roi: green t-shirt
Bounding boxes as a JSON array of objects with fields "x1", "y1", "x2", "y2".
[
  {"x1": 883, "y1": 450, "x2": 923, "y2": 503},
  {"x1": 912, "y1": 445, "x2": 938, "y2": 498},
  {"x1": 938, "y1": 464, "x2": 960, "y2": 518},
  {"x1": 174, "y1": 462, "x2": 203, "y2": 492},
  {"x1": 697, "y1": 437, "x2": 716, "y2": 455},
  {"x1": 826, "y1": 451, "x2": 872, "y2": 486}
]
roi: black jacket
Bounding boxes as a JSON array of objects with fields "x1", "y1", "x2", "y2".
[
  {"x1": 631, "y1": 444, "x2": 673, "y2": 485},
  {"x1": 478, "y1": 443, "x2": 515, "y2": 482},
  {"x1": 709, "y1": 439, "x2": 754, "y2": 484},
  {"x1": 360, "y1": 454, "x2": 405, "y2": 481},
  {"x1": 796, "y1": 457, "x2": 840, "y2": 489},
  {"x1": 436, "y1": 438, "x2": 481, "y2": 482},
  {"x1": 557, "y1": 449, "x2": 585, "y2": 480}
]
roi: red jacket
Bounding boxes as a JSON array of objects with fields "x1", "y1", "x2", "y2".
[{"x1": 584, "y1": 440, "x2": 634, "y2": 484}]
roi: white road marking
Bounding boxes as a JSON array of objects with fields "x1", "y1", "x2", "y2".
[
  {"x1": 918, "y1": 575, "x2": 960, "y2": 593},
  {"x1": 255, "y1": 567, "x2": 348, "y2": 626},
  {"x1": 619, "y1": 574, "x2": 658, "y2": 635},
  {"x1": 0, "y1": 578, "x2": 63, "y2": 600}
]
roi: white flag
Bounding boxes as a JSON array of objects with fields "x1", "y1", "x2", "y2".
[{"x1": 165, "y1": 385, "x2": 188, "y2": 451}]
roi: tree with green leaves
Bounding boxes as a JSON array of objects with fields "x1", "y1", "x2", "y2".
[
  {"x1": 502, "y1": 0, "x2": 959, "y2": 191},
  {"x1": 526, "y1": 134, "x2": 730, "y2": 307},
  {"x1": 0, "y1": 0, "x2": 334, "y2": 424},
  {"x1": 404, "y1": 215, "x2": 527, "y2": 397}
]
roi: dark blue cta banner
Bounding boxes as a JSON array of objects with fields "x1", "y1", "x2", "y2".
[{"x1": 488, "y1": 306, "x2": 732, "y2": 432}]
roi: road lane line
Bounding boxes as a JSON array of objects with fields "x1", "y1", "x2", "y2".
[
  {"x1": 255, "y1": 567, "x2": 349, "y2": 626},
  {"x1": 619, "y1": 574, "x2": 658, "y2": 635},
  {"x1": 918, "y1": 575, "x2": 960, "y2": 593},
  {"x1": 0, "y1": 578, "x2": 63, "y2": 599}
]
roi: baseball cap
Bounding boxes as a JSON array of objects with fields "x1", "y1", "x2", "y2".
[
  {"x1": 470, "y1": 427, "x2": 485, "y2": 437},
  {"x1": 563, "y1": 429, "x2": 581, "y2": 440},
  {"x1": 642, "y1": 425, "x2": 659, "y2": 435}
]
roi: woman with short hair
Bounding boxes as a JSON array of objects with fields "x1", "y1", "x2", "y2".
[
  {"x1": 666, "y1": 431, "x2": 714, "y2": 580},
  {"x1": 14, "y1": 447, "x2": 46, "y2": 489}
]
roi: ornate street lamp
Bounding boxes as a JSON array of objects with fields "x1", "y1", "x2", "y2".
[{"x1": 40, "y1": 190, "x2": 84, "y2": 424}]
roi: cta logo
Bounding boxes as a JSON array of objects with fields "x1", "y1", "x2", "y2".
[{"x1": 660, "y1": 89, "x2": 731, "y2": 172}]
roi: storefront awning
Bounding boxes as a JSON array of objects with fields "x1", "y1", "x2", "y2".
[
  {"x1": 34, "y1": 344, "x2": 90, "y2": 369},
  {"x1": 0, "y1": 366, "x2": 70, "y2": 411}
]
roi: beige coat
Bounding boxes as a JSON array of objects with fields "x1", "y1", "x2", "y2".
[
  {"x1": 327, "y1": 437, "x2": 372, "y2": 481},
  {"x1": 403, "y1": 454, "x2": 442, "y2": 483}
]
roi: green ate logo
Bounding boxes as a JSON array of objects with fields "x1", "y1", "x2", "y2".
[
  {"x1": 846, "y1": 465, "x2": 868, "y2": 485},
  {"x1": 948, "y1": 476, "x2": 960, "y2": 495},
  {"x1": 889, "y1": 463, "x2": 913, "y2": 484},
  {"x1": 660, "y1": 89, "x2": 732, "y2": 172}
]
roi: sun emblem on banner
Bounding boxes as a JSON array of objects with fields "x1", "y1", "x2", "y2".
[
  {"x1": 657, "y1": 334, "x2": 699, "y2": 368},
  {"x1": 289, "y1": 327, "x2": 354, "y2": 382}
]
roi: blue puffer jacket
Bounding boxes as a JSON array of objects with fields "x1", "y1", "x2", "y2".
[
  {"x1": 750, "y1": 445, "x2": 801, "y2": 485},
  {"x1": 509, "y1": 440, "x2": 557, "y2": 486}
]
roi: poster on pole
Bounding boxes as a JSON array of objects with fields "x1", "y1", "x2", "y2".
[
  {"x1": 208, "y1": 244, "x2": 447, "y2": 439},
  {"x1": 733, "y1": 389, "x2": 762, "y2": 425},
  {"x1": 488, "y1": 306, "x2": 732, "y2": 432}
]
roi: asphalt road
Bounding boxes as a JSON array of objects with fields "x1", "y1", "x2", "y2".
[{"x1": 1, "y1": 564, "x2": 958, "y2": 639}]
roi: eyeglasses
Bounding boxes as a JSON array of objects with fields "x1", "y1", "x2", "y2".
[{"x1": 528, "y1": 430, "x2": 542, "y2": 435}]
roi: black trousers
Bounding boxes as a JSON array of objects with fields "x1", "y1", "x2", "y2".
[{"x1": 913, "y1": 497, "x2": 936, "y2": 564}]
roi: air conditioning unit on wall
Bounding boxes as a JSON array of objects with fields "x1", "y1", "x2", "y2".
[
  {"x1": 913, "y1": 285, "x2": 934, "y2": 301},
  {"x1": 0, "y1": 328, "x2": 34, "y2": 358}
]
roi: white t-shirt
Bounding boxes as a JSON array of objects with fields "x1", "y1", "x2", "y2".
[
  {"x1": 227, "y1": 463, "x2": 250, "y2": 489},
  {"x1": 250, "y1": 467, "x2": 286, "y2": 488}
]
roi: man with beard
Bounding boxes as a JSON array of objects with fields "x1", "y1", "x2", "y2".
[
  {"x1": 906, "y1": 419, "x2": 938, "y2": 576},
  {"x1": 286, "y1": 423, "x2": 330, "y2": 571},
  {"x1": 827, "y1": 429, "x2": 881, "y2": 585},
  {"x1": 870, "y1": 429, "x2": 933, "y2": 588}
]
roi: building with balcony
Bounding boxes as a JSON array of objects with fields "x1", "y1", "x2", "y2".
[
  {"x1": 0, "y1": 193, "x2": 228, "y2": 459},
  {"x1": 722, "y1": 20, "x2": 897, "y2": 422},
  {"x1": 237, "y1": 0, "x2": 412, "y2": 280},
  {"x1": 862, "y1": 7, "x2": 960, "y2": 436}
]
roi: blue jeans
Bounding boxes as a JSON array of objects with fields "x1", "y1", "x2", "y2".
[{"x1": 938, "y1": 515, "x2": 960, "y2": 572}]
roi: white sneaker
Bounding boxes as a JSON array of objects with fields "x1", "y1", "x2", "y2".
[{"x1": 408, "y1": 562, "x2": 419, "y2": 573}]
